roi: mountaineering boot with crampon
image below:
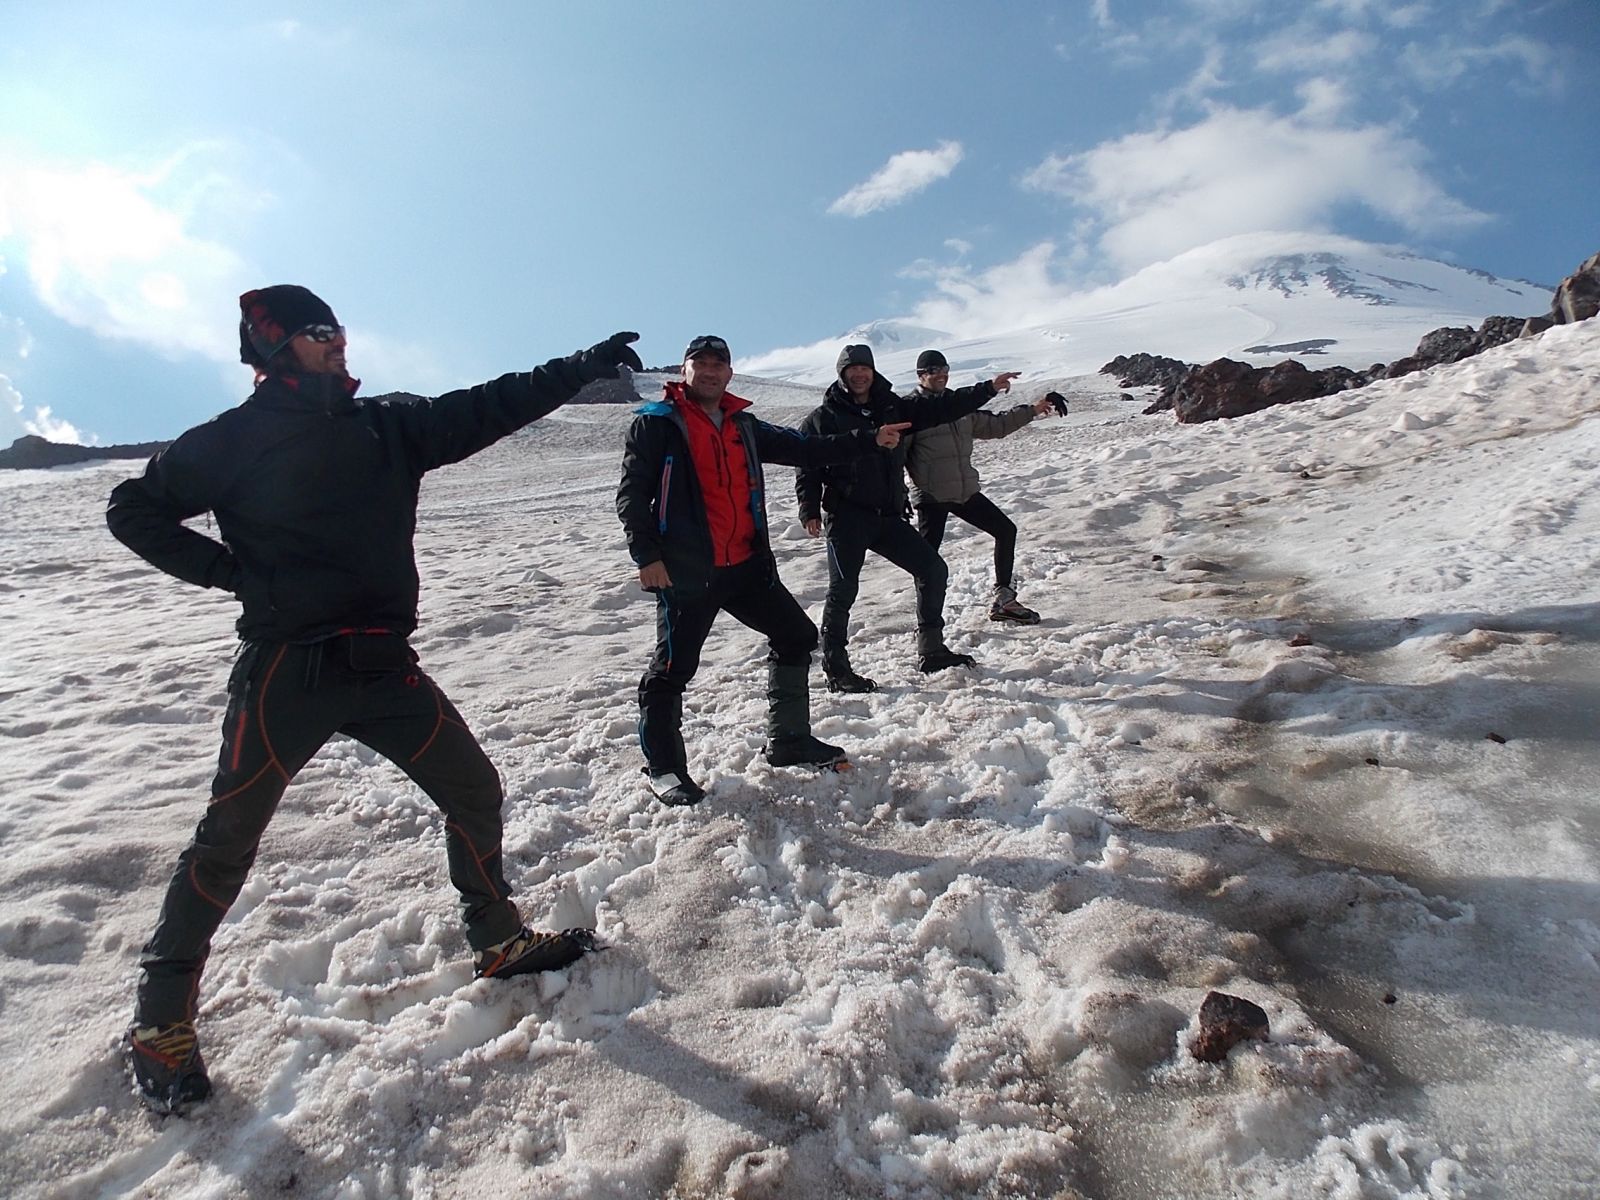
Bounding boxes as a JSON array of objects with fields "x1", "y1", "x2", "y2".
[
  {"x1": 645, "y1": 767, "x2": 705, "y2": 807},
  {"x1": 766, "y1": 734, "x2": 849, "y2": 770},
  {"x1": 990, "y1": 584, "x2": 1041, "y2": 625},
  {"x1": 126, "y1": 1021, "x2": 212, "y2": 1115},
  {"x1": 918, "y1": 646, "x2": 977, "y2": 673},
  {"x1": 474, "y1": 926, "x2": 600, "y2": 979}
]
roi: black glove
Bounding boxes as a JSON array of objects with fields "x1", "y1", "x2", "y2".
[
  {"x1": 1045, "y1": 391, "x2": 1068, "y2": 417},
  {"x1": 573, "y1": 331, "x2": 643, "y2": 382}
]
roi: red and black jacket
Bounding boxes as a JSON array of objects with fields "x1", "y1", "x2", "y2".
[
  {"x1": 107, "y1": 359, "x2": 590, "y2": 643},
  {"x1": 617, "y1": 383, "x2": 880, "y2": 595}
]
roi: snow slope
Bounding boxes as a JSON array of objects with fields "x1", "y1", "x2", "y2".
[
  {"x1": 0, "y1": 321, "x2": 1597, "y2": 1199},
  {"x1": 740, "y1": 232, "x2": 1552, "y2": 387}
]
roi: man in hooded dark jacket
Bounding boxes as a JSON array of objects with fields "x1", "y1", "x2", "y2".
[
  {"x1": 796, "y1": 344, "x2": 1020, "y2": 691},
  {"x1": 105, "y1": 283, "x2": 642, "y2": 1114},
  {"x1": 617, "y1": 334, "x2": 910, "y2": 805}
]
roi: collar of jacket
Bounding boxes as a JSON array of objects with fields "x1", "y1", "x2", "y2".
[
  {"x1": 252, "y1": 370, "x2": 362, "y2": 415},
  {"x1": 661, "y1": 379, "x2": 752, "y2": 418},
  {"x1": 824, "y1": 375, "x2": 893, "y2": 416}
]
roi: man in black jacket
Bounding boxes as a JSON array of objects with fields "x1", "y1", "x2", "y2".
[
  {"x1": 106, "y1": 283, "x2": 642, "y2": 1113},
  {"x1": 617, "y1": 334, "x2": 908, "y2": 805},
  {"x1": 797, "y1": 344, "x2": 1019, "y2": 691}
]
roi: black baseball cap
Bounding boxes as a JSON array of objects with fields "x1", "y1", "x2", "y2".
[{"x1": 684, "y1": 335, "x2": 731, "y2": 362}]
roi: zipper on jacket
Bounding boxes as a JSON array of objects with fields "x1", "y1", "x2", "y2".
[
  {"x1": 657, "y1": 456, "x2": 673, "y2": 533},
  {"x1": 712, "y1": 427, "x2": 737, "y2": 563}
]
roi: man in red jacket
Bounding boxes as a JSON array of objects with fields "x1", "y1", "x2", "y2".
[
  {"x1": 617, "y1": 335, "x2": 908, "y2": 805},
  {"x1": 107, "y1": 284, "x2": 640, "y2": 1113}
]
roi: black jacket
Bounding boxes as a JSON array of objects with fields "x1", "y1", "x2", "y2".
[
  {"x1": 107, "y1": 360, "x2": 590, "y2": 643},
  {"x1": 617, "y1": 392, "x2": 879, "y2": 595},
  {"x1": 795, "y1": 374, "x2": 995, "y2": 522}
]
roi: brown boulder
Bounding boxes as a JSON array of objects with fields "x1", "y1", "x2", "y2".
[
  {"x1": 1188, "y1": 991, "x2": 1271, "y2": 1062},
  {"x1": 1551, "y1": 251, "x2": 1600, "y2": 324},
  {"x1": 1170, "y1": 358, "x2": 1361, "y2": 424}
]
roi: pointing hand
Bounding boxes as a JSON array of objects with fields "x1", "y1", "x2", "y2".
[{"x1": 875, "y1": 421, "x2": 913, "y2": 448}]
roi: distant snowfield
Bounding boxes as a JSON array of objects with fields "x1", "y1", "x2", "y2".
[
  {"x1": 1, "y1": 322, "x2": 1597, "y2": 1199},
  {"x1": 740, "y1": 233, "x2": 1553, "y2": 387}
]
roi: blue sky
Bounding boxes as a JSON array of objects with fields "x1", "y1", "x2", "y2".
[{"x1": 1, "y1": 0, "x2": 1594, "y2": 444}]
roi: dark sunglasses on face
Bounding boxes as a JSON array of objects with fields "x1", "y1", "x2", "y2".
[{"x1": 300, "y1": 324, "x2": 345, "y2": 343}]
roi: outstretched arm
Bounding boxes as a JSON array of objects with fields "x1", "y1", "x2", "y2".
[
  {"x1": 906, "y1": 371, "x2": 1020, "y2": 432},
  {"x1": 402, "y1": 333, "x2": 643, "y2": 471},
  {"x1": 971, "y1": 404, "x2": 1039, "y2": 440}
]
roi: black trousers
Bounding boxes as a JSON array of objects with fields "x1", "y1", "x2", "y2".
[
  {"x1": 135, "y1": 635, "x2": 521, "y2": 1026},
  {"x1": 638, "y1": 558, "x2": 817, "y2": 775},
  {"x1": 820, "y1": 510, "x2": 948, "y2": 668},
  {"x1": 916, "y1": 492, "x2": 1018, "y2": 589}
]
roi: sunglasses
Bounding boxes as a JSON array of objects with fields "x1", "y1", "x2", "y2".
[
  {"x1": 685, "y1": 335, "x2": 730, "y2": 360},
  {"x1": 300, "y1": 324, "x2": 345, "y2": 343}
]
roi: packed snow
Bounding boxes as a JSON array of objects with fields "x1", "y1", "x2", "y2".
[{"x1": 1, "y1": 320, "x2": 1597, "y2": 1199}]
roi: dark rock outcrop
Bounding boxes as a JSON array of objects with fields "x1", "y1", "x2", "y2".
[
  {"x1": 1385, "y1": 315, "x2": 1524, "y2": 379},
  {"x1": 1551, "y1": 251, "x2": 1600, "y2": 324},
  {"x1": 0, "y1": 434, "x2": 171, "y2": 470},
  {"x1": 1169, "y1": 358, "x2": 1365, "y2": 424},
  {"x1": 1242, "y1": 338, "x2": 1336, "y2": 355},
  {"x1": 1100, "y1": 352, "x2": 1191, "y2": 391}
]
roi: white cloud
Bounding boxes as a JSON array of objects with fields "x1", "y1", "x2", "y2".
[
  {"x1": 1022, "y1": 106, "x2": 1487, "y2": 272},
  {"x1": 828, "y1": 142, "x2": 964, "y2": 218},
  {"x1": 1296, "y1": 77, "x2": 1353, "y2": 122},
  {"x1": 0, "y1": 145, "x2": 263, "y2": 364},
  {"x1": 1256, "y1": 26, "x2": 1377, "y2": 71},
  {"x1": 1399, "y1": 33, "x2": 1557, "y2": 92},
  {"x1": 902, "y1": 241, "x2": 1069, "y2": 338},
  {"x1": 1, "y1": 372, "x2": 89, "y2": 446}
]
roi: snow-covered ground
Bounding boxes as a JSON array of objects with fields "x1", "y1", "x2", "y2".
[{"x1": 1, "y1": 321, "x2": 1597, "y2": 1199}]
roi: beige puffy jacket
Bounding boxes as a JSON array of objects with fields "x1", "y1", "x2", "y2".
[{"x1": 904, "y1": 386, "x2": 1036, "y2": 506}]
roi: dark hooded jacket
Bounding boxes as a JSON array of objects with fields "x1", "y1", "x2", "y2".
[
  {"x1": 617, "y1": 383, "x2": 880, "y2": 595},
  {"x1": 107, "y1": 360, "x2": 590, "y2": 643},
  {"x1": 795, "y1": 372, "x2": 995, "y2": 523}
]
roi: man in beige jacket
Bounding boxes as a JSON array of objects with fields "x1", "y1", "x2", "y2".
[{"x1": 904, "y1": 349, "x2": 1065, "y2": 624}]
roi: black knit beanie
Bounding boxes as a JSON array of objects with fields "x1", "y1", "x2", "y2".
[
  {"x1": 239, "y1": 285, "x2": 339, "y2": 367},
  {"x1": 915, "y1": 349, "x2": 948, "y2": 373},
  {"x1": 835, "y1": 343, "x2": 875, "y2": 376}
]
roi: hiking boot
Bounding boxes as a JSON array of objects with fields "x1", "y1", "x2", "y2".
[
  {"x1": 990, "y1": 585, "x2": 1041, "y2": 625},
  {"x1": 126, "y1": 1021, "x2": 211, "y2": 1115},
  {"x1": 766, "y1": 735, "x2": 848, "y2": 769},
  {"x1": 826, "y1": 670, "x2": 878, "y2": 694},
  {"x1": 918, "y1": 647, "x2": 977, "y2": 673},
  {"x1": 474, "y1": 926, "x2": 600, "y2": 979},
  {"x1": 645, "y1": 768, "x2": 705, "y2": 807}
]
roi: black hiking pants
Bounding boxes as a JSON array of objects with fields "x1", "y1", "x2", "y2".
[
  {"x1": 135, "y1": 635, "x2": 522, "y2": 1026},
  {"x1": 916, "y1": 492, "x2": 1018, "y2": 589},
  {"x1": 638, "y1": 557, "x2": 817, "y2": 776},
  {"x1": 820, "y1": 509, "x2": 948, "y2": 670}
]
